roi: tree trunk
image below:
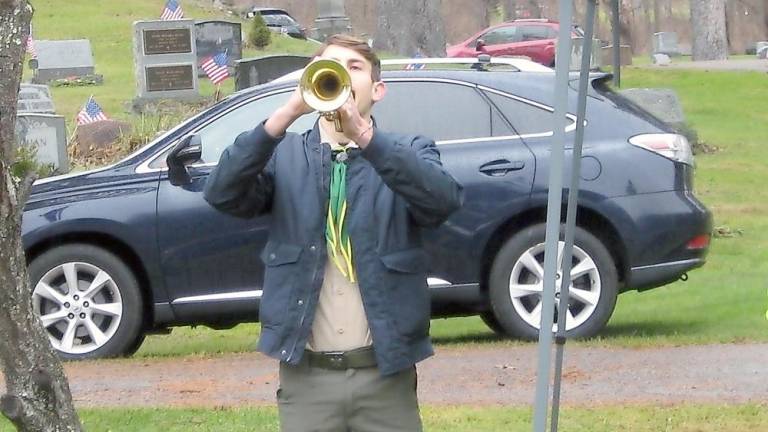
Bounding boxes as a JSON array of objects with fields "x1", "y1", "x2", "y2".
[
  {"x1": 527, "y1": 0, "x2": 541, "y2": 18},
  {"x1": 619, "y1": 0, "x2": 634, "y2": 53},
  {"x1": 0, "y1": 1, "x2": 82, "y2": 431},
  {"x1": 503, "y1": 0, "x2": 518, "y2": 21},
  {"x1": 652, "y1": 0, "x2": 661, "y2": 33},
  {"x1": 690, "y1": 0, "x2": 728, "y2": 60},
  {"x1": 374, "y1": 0, "x2": 447, "y2": 57}
]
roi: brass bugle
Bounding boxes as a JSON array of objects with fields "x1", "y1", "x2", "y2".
[{"x1": 299, "y1": 58, "x2": 352, "y2": 133}]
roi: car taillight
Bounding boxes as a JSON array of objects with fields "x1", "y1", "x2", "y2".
[
  {"x1": 629, "y1": 133, "x2": 693, "y2": 166},
  {"x1": 686, "y1": 234, "x2": 710, "y2": 250}
]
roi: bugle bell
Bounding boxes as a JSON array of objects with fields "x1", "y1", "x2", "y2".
[{"x1": 300, "y1": 58, "x2": 352, "y2": 133}]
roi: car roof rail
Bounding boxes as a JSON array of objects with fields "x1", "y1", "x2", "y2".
[
  {"x1": 380, "y1": 56, "x2": 552, "y2": 72},
  {"x1": 270, "y1": 56, "x2": 552, "y2": 85},
  {"x1": 512, "y1": 18, "x2": 555, "y2": 23}
]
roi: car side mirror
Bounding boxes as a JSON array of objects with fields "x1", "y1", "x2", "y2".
[
  {"x1": 166, "y1": 134, "x2": 202, "y2": 187},
  {"x1": 475, "y1": 39, "x2": 486, "y2": 51}
]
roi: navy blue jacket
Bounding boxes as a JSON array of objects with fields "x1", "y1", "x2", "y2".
[{"x1": 203, "y1": 119, "x2": 463, "y2": 376}]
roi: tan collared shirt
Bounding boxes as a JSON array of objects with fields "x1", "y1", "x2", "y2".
[{"x1": 306, "y1": 122, "x2": 373, "y2": 352}]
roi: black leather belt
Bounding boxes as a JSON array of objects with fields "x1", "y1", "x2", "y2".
[{"x1": 305, "y1": 346, "x2": 377, "y2": 370}]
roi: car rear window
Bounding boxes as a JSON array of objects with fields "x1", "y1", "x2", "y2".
[{"x1": 485, "y1": 91, "x2": 564, "y2": 136}]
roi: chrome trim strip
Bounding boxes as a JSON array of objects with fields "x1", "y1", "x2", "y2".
[
  {"x1": 171, "y1": 290, "x2": 263, "y2": 305},
  {"x1": 34, "y1": 165, "x2": 116, "y2": 185},
  {"x1": 428, "y1": 277, "x2": 452, "y2": 286},
  {"x1": 428, "y1": 283, "x2": 480, "y2": 290},
  {"x1": 631, "y1": 258, "x2": 703, "y2": 271}
]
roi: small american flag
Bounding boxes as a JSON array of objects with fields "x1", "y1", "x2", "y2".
[
  {"x1": 76, "y1": 97, "x2": 108, "y2": 125},
  {"x1": 160, "y1": 0, "x2": 184, "y2": 20},
  {"x1": 201, "y1": 52, "x2": 229, "y2": 85},
  {"x1": 26, "y1": 35, "x2": 37, "y2": 59},
  {"x1": 404, "y1": 52, "x2": 426, "y2": 70}
]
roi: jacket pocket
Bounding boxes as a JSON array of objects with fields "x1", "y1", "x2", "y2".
[
  {"x1": 259, "y1": 242, "x2": 304, "y2": 328},
  {"x1": 260, "y1": 242, "x2": 304, "y2": 266},
  {"x1": 379, "y1": 248, "x2": 428, "y2": 274},
  {"x1": 379, "y1": 249, "x2": 431, "y2": 340}
]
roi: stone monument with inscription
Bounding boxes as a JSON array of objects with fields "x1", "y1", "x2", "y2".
[
  {"x1": 133, "y1": 19, "x2": 200, "y2": 109},
  {"x1": 17, "y1": 84, "x2": 56, "y2": 114},
  {"x1": 31, "y1": 40, "x2": 97, "y2": 83},
  {"x1": 313, "y1": 0, "x2": 351, "y2": 41},
  {"x1": 15, "y1": 114, "x2": 69, "y2": 172},
  {"x1": 195, "y1": 20, "x2": 242, "y2": 76}
]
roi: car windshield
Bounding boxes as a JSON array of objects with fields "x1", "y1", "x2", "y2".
[{"x1": 262, "y1": 14, "x2": 296, "y2": 26}]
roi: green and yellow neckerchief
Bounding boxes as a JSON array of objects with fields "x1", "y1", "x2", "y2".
[{"x1": 326, "y1": 149, "x2": 356, "y2": 283}]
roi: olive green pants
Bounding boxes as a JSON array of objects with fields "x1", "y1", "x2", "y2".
[{"x1": 277, "y1": 358, "x2": 423, "y2": 432}]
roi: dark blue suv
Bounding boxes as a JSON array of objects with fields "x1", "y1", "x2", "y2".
[{"x1": 22, "y1": 58, "x2": 711, "y2": 359}]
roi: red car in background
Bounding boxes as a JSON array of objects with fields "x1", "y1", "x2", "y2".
[{"x1": 447, "y1": 19, "x2": 584, "y2": 66}]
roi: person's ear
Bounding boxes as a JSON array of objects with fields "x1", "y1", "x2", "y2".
[{"x1": 371, "y1": 81, "x2": 387, "y2": 103}]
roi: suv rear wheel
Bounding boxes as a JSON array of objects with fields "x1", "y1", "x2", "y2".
[
  {"x1": 487, "y1": 224, "x2": 618, "y2": 339},
  {"x1": 29, "y1": 244, "x2": 145, "y2": 359}
]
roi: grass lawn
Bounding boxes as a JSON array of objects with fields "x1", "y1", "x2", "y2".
[{"x1": 3, "y1": 404, "x2": 768, "y2": 431}]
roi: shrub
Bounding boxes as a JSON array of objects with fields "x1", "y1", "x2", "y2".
[{"x1": 248, "y1": 14, "x2": 271, "y2": 49}]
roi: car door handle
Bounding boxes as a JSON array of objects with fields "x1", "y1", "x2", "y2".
[{"x1": 479, "y1": 160, "x2": 525, "y2": 176}]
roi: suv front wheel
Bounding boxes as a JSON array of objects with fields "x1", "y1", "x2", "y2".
[
  {"x1": 28, "y1": 244, "x2": 145, "y2": 359},
  {"x1": 487, "y1": 224, "x2": 618, "y2": 339}
]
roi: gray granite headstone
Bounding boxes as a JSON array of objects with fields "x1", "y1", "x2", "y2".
[
  {"x1": 195, "y1": 20, "x2": 242, "y2": 76},
  {"x1": 652, "y1": 53, "x2": 671, "y2": 66},
  {"x1": 757, "y1": 42, "x2": 768, "y2": 59},
  {"x1": 17, "y1": 84, "x2": 56, "y2": 114},
  {"x1": 235, "y1": 55, "x2": 311, "y2": 90},
  {"x1": 652, "y1": 32, "x2": 680, "y2": 56},
  {"x1": 619, "y1": 88, "x2": 686, "y2": 127},
  {"x1": 19, "y1": 84, "x2": 52, "y2": 101},
  {"x1": 32, "y1": 40, "x2": 95, "y2": 83},
  {"x1": 568, "y1": 37, "x2": 601, "y2": 71},
  {"x1": 313, "y1": 0, "x2": 351, "y2": 41},
  {"x1": 133, "y1": 20, "x2": 200, "y2": 106},
  {"x1": 601, "y1": 45, "x2": 632, "y2": 67},
  {"x1": 17, "y1": 99, "x2": 56, "y2": 114},
  {"x1": 15, "y1": 114, "x2": 69, "y2": 172}
]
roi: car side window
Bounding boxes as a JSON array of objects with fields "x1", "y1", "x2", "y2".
[
  {"x1": 149, "y1": 91, "x2": 315, "y2": 168},
  {"x1": 481, "y1": 26, "x2": 519, "y2": 45},
  {"x1": 202, "y1": 92, "x2": 318, "y2": 164},
  {"x1": 520, "y1": 25, "x2": 551, "y2": 42},
  {"x1": 373, "y1": 81, "x2": 491, "y2": 142},
  {"x1": 485, "y1": 91, "x2": 569, "y2": 135}
]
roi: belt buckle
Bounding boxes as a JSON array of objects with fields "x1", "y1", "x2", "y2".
[{"x1": 325, "y1": 351, "x2": 347, "y2": 370}]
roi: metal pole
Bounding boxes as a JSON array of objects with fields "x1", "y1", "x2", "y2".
[
  {"x1": 550, "y1": 1, "x2": 597, "y2": 431},
  {"x1": 532, "y1": 0, "x2": 575, "y2": 430},
  {"x1": 612, "y1": 0, "x2": 621, "y2": 87}
]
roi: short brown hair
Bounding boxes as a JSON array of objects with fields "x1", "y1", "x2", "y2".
[{"x1": 313, "y1": 34, "x2": 381, "y2": 82}]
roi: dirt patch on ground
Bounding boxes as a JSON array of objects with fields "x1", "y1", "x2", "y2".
[{"x1": 2, "y1": 343, "x2": 767, "y2": 408}]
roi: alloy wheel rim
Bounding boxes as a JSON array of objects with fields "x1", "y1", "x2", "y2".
[
  {"x1": 32, "y1": 262, "x2": 123, "y2": 355},
  {"x1": 508, "y1": 241, "x2": 601, "y2": 332}
]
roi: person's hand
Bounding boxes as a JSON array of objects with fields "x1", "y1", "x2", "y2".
[
  {"x1": 264, "y1": 86, "x2": 313, "y2": 138},
  {"x1": 336, "y1": 95, "x2": 373, "y2": 147},
  {"x1": 283, "y1": 86, "x2": 314, "y2": 119}
]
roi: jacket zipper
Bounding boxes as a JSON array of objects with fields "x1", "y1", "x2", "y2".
[{"x1": 286, "y1": 142, "x2": 327, "y2": 363}]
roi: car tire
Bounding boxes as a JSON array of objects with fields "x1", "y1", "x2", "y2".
[
  {"x1": 488, "y1": 224, "x2": 618, "y2": 339},
  {"x1": 480, "y1": 311, "x2": 506, "y2": 335},
  {"x1": 28, "y1": 244, "x2": 145, "y2": 360}
]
